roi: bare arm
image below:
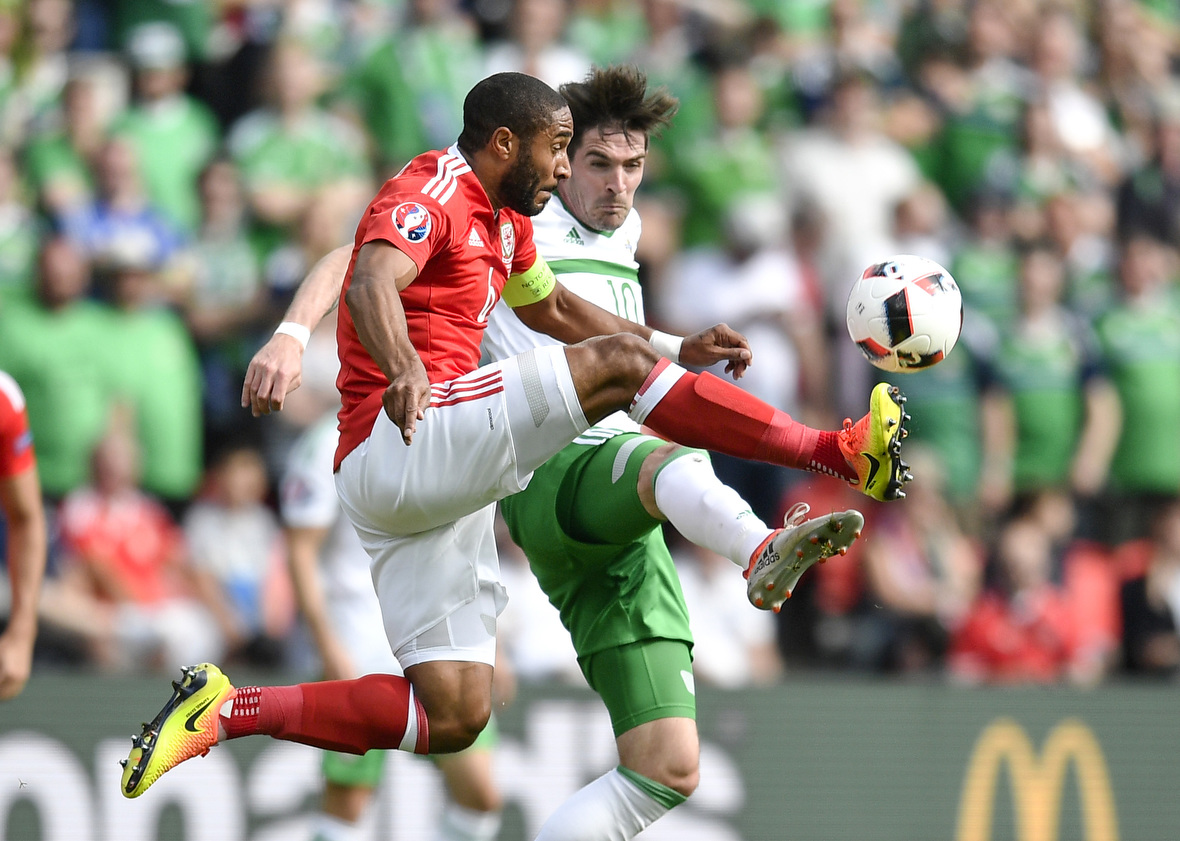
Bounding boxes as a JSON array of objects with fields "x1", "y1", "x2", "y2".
[
  {"x1": 285, "y1": 525, "x2": 356, "y2": 680},
  {"x1": 344, "y1": 240, "x2": 430, "y2": 444},
  {"x1": 241, "y1": 244, "x2": 353, "y2": 416},
  {"x1": 514, "y1": 281, "x2": 654, "y2": 344},
  {"x1": 977, "y1": 388, "x2": 1015, "y2": 514},
  {"x1": 514, "y1": 283, "x2": 753, "y2": 377},
  {"x1": 1071, "y1": 377, "x2": 1122, "y2": 496},
  {"x1": 0, "y1": 467, "x2": 46, "y2": 700}
]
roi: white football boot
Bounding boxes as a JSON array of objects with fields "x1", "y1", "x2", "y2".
[{"x1": 744, "y1": 502, "x2": 865, "y2": 613}]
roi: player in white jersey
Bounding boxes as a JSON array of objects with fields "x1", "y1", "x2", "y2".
[
  {"x1": 480, "y1": 66, "x2": 863, "y2": 840},
  {"x1": 239, "y1": 66, "x2": 890, "y2": 840},
  {"x1": 484, "y1": 181, "x2": 645, "y2": 360},
  {"x1": 282, "y1": 413, "x2": 503, "y2": 841}
]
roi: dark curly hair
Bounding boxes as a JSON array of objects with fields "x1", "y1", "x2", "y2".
[{"x1": 559, "y1": 65, "x2": 679, "y2": 157}]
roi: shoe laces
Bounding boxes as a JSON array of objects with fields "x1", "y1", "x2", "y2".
[{"x1": 783, "y1": 501, "x2": 812, "y2": 529}]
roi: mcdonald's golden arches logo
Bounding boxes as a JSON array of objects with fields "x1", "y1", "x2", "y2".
[{"x1": 956, "y1": 717, "x2": 1118, "y2": 841}]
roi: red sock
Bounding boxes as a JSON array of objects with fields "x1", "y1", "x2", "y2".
[
  {"x1": 220, "y1": 675, "x2": 428, "y2": 755},
  {"x1": 632, "y1": 361, "x2": 855, "y2": 482}
]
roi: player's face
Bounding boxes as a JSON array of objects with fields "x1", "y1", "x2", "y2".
[
  {"x1": 502, "y1": 107, "x2": 573, "y2": 217},
  {"x1": 559, "y1": 127, "x2": 646, "y2": 232}
]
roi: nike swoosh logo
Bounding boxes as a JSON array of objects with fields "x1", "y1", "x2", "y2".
[
  {"x1": 863, "y1": 453, "x2": 881, "y2": 489},
  {"x1": 184, "y1": 697, "x2": 216, "y2": 733}
]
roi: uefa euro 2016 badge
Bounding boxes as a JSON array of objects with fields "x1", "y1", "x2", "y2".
[
  {"x1": 393, "y1": 202, "x2": 432, "y2": 243},
  {"x1": 500, "y1": 221, "x2": 515, "y2": 267}
]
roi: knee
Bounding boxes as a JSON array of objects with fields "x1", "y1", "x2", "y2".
[
  {"x1": 428, "y1": 699, "x2": 492, "y2": 753},
  {"x1": 637, "y1": 752, "x2": 700, "y2": 799},
  {"x1": 593, "y1": 332, "x2": 661, "y2": 383},
  {"x1": 661, "y1": 759, "x2": 700, "y2": 799}
]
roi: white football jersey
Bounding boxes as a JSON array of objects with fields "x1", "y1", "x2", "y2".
[
  {"x1": 483, "y1": 195, "x2": 645, "y2": 432},
  {"x1": 280, "y1": 413, "x2": 399, "y2": 675}
]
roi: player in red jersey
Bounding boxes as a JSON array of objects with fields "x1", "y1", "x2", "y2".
[
  {"x1": 0, "y1": 369, "x2": 46, "y2": 701},
  {"x1": 122, "y1": 72, "x2": 909, "y2": 800}
]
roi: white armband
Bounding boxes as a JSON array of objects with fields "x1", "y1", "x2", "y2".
[
  {"x1": 648, "y1": 330, "x2": 683, "y2": 363},
  {"x1": 274, "y1": 321, "x2": 311, "y2": 350}
]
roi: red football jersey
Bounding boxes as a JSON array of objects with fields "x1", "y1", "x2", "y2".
[
  {"x1": 0, "y1": 370, "x2": 34, "y2": 479},
  {"x1": 335, "y1": 145, "x2": 538, "y2": 468}
]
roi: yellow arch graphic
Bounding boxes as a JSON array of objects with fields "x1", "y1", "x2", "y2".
[{"x1": 956, "y1": 717, "x2": 1119, "y2": 841}]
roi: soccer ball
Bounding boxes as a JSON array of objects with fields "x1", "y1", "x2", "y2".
[{"x1": 845, "y1": 255, "x2": 963, "y2": 373}]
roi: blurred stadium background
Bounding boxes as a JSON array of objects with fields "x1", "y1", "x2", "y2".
[{"x1": 2, "y1": 0, "x2": 1180, "y2": 837}]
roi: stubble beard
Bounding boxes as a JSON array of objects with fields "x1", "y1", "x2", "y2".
[{"x1": 501, "y1": 153, "x2": 549, "y2": 217}]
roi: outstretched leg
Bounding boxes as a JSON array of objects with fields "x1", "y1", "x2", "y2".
[
  {"x1": 564, "y1": 336, "x2": 912, "y2": 501},
  {"x1": 120, "y1": 659, "x2": 491, "y2": 798}
]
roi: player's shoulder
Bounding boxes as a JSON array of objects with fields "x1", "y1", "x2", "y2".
[
  {"x1": 386, "y1": 146, "x2": 473, "y2": 205},
  {"x1": 370, "y1": 147, "x2": 478, "y2": 236}
]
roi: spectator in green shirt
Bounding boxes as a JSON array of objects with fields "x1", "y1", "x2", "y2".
[
  {"x1": 103, "y1": 253, "x2": 204, "y2": 505},
  {"x1": 1096, "y1": 233, "x2": 1180, "y2": 542},
  {"x1": 951, "y1": 189, "x2": 1021, "y2": 330},
  {"x1": 875, "y1": 315, "x2": 998, "y2": 517},
  {"x1": 20, "y1": 71, "x2": 101, "y2": 219},
  {"x1": 173, "y1": 157, "x2": 265, "y2": 435},
  {"x1": 0, "y1": 236, "x2": 117, "y2": 498},
  {"x1": 111, "y1": 22, "x2": 220, "y2": 235},
  {"x1": 227, "y1": 39, "x2": 371, "y2": 260},
  {"x1": 337, "y1": 0, "x2": 483, "y2": 175},
  {"x1": 666, "y1": 58, "x2": 784, "y2": 249},
  {"x1": 978, "y1": 241, "x2": 1120, "y2": 516}
]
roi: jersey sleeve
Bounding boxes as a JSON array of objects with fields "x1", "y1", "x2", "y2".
[
  {"x1": 362, "y1": 191, "x2": 453, "y2": 274},
  {"x1": 0, "y1": 373, "x2": 34, "y2": 479}
]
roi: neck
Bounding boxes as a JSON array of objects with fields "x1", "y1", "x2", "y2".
[
  {"x1": 467, "y1": 151, "x2": 505, "y2": 213},
  {"x1": 554, "y1": 184, "x2": 586, "y2": 227}
]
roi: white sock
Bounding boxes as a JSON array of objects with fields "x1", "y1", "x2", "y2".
[
  {"x1": 310, "y1": 813, "x2": 361, "y2": 841},
  {"x1": 653, "y1": 452, "x2": 772, "y2": 567},
  {"x1": 436, "y1": 801, "x2": 502, "y2": 841},
  {"x1": 533, "y1": 768, "x2": 670, "y2": 841}
]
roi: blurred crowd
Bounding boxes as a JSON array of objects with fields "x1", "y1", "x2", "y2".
[{"x1": 1, "y1": 0, "x2": 1180, "y2": 688}]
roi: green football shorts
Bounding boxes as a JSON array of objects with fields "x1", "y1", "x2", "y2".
[
  {"x1": 582, "y1": 637, "x2": 697, "y2": 737},
  {"x1": 500, "y1": 429, "x2": 701, "y2": 736}
]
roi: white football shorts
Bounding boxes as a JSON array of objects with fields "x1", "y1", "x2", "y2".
[{"x1": 335, "y1": 345, "x2": 589, "y2": 667}]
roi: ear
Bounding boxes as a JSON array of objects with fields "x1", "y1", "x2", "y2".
[{"x1": 490, "y1": 127, "x2": 515, "y2": 161}]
